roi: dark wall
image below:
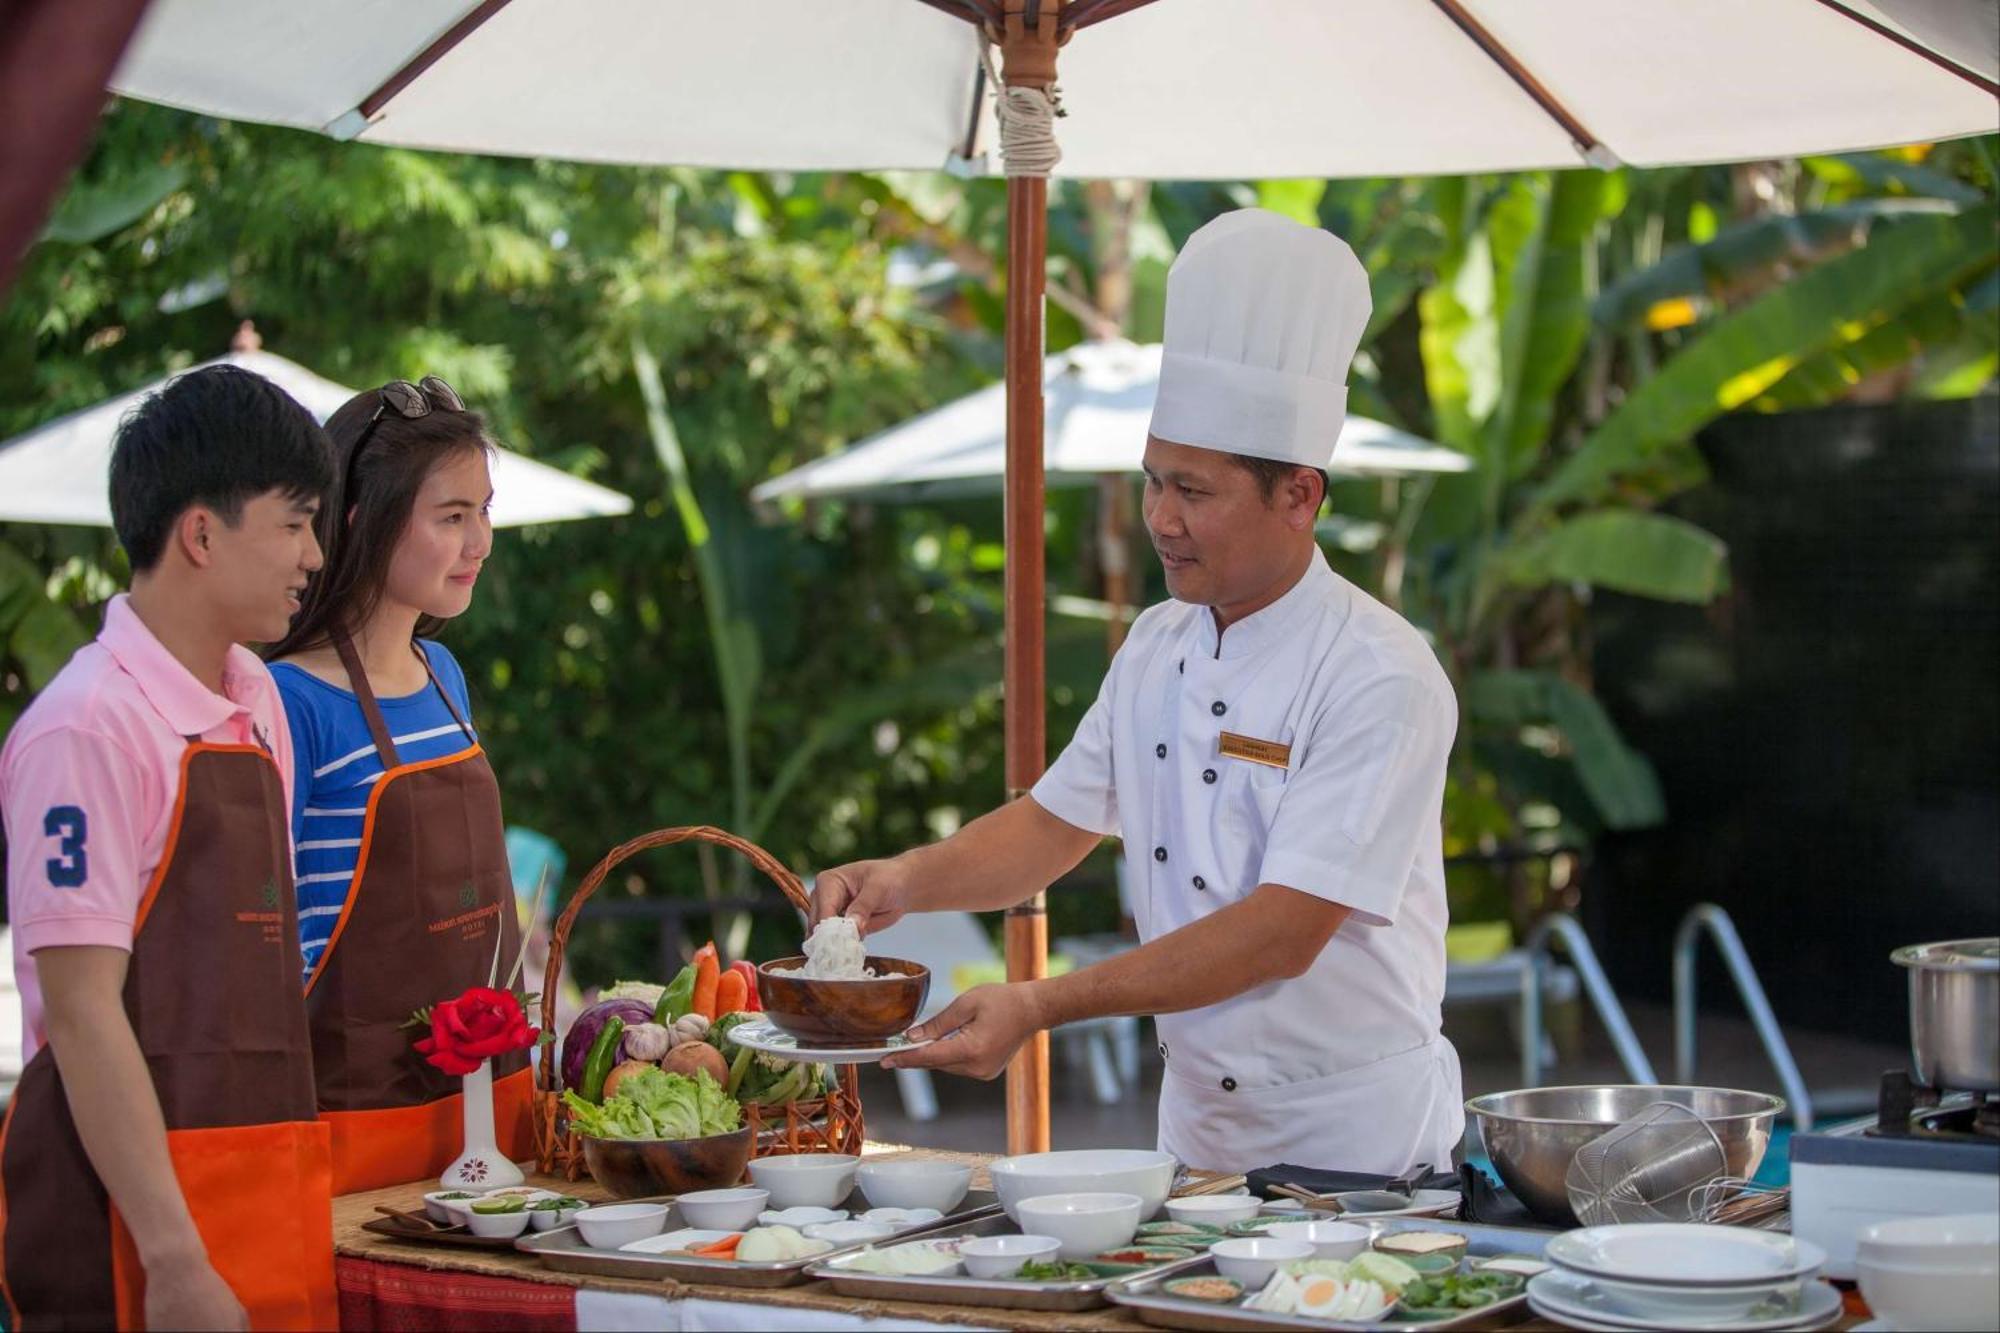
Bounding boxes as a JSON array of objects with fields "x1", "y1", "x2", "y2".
[{"x1": 1591, "y1": 395, "x2": 1999, "y2": 1046}]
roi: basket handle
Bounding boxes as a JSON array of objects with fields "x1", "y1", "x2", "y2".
[{"x1": 538, "y1": 826, "x2": 808, "y2": 1095}]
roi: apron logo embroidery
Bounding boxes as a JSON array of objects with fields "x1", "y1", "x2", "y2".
[
  {"x1": 428, "y1": 901, "x2": 500, "y2": 939},
  {"x1": 1218, "y1": 731, "x2": 1291, "y2": 770},
  {"x1": 459, "y1": 879, "x2": 478, "y2": 912},
  {"x1": 235, "y1": 878, "x2": 286, "y2": 943}
]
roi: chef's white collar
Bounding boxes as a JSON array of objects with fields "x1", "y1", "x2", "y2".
[{"x1": 1193, "y1": 544, "x2": 1342, "y2": 662}]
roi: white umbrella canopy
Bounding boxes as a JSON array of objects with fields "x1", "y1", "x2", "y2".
[
  {"x1": 110, "y1": 0, "x2": 1996, "y2": 177},
  {"x1": 0, "y1": 348, "x2": 633, "y2": 529},
  {"x1": 751, "y1": 340, "x2": 1469, "y2": 509}
]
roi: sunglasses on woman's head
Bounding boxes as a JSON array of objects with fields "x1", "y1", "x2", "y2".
[{"x1": 342, "y1": 375, "x2": 465, "y2": 502}]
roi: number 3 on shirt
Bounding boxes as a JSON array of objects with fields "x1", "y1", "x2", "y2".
[{"x1": 44, "y1": 805, "x2": 88, "y2": 888}]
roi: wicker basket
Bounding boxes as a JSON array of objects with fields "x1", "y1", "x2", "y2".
[{"x1": 533, "y1": 825, "x2": 865, "y2": 1180}]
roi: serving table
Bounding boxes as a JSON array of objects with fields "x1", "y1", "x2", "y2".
[{"x1": 331, "y1": 1144, "x2": 1870, "y2": 1332}]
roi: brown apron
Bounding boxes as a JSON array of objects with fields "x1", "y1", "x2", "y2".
[
  {"x1": 0, "y1": 741, "x2": 337, "y2": 1331},
  {"x1": 303, "y1": 632, "x2": 532, "y2": 1194}
]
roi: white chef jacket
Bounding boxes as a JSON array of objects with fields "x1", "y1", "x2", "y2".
[{"x1": 1031, "y1": 546, "x2": 1463, "y2": 1176}]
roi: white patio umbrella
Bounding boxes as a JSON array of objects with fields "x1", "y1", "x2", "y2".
[
  {"x1": 100, "y1": 0, "x2": 1998, "y2": 1154},
  {"x1": 751, "y1": 340, "x2": 1467, "y2": 510},
  {"x1": 0, "y1": 342, "x2": 633, "y2": 529}
]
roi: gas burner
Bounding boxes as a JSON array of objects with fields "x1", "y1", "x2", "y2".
[{"x1": 1872, "y1": 1070, "x2": 2000, "y2": 1144}]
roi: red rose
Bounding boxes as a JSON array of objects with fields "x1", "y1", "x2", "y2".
[{"x1": 414, "y1": 986, "x2": 538, "y2": 1076}]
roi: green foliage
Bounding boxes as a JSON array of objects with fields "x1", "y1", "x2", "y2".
[{"x1": 3, "y1": 99, "x2": 1994, "y2": 956}]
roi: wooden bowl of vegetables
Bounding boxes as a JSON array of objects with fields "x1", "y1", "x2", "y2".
[{"x1": 580, "y1": 1126, "x2": 754, "y2": 1200}]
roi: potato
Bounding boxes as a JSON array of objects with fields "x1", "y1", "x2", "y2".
[{"x1": 660, "y1": 1041, "x2": 729, "y2": 1085}]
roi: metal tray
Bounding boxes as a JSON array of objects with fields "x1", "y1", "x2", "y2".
[
  {"x1": 515, "y1": 1187, "x2": 1001, "y2": 1289},
  {"x1": 1106, "y1": 1218, "x2": 1549, "y2": 1331},
  {"x1": 805, "y1": 1210, "x2": 1211, "y2": 1312}
]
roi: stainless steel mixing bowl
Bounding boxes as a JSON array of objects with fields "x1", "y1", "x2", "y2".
[{"x1": 1465, "y1": 1085, "x2": 1785, "y2": 1226}]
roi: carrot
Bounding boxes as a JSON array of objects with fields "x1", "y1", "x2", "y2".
[
  {"x1": 729, "y1": 959, "x2": 763, "y2": 1012},
  {"x1": 714, "y1": 969, "x2": 747, "y2": 1017},
  {"x1": 690, "y1": 943, "x2": 721, "y2": 1021},
  {"x1": 690, "y1": 1233, "x2": 741, "y2": 1258}
]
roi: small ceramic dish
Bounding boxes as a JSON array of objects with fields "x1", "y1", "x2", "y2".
[
  {"x1": 1164, "y1": 1274, "x2": 1246, "y2": 1304},
  {"x1": 960, "y1": 1233, "x2": 1063, "y2": 1279},
  {"x1": 676, "y1": 1187, "x2": 770, "y2": 1232},
  {"x1": 423, "y1": 1189, "x2": 483, "y2": 1225},
  {"x1": 464, "y1": 1207, "x2": 532, "y2": 1239}
]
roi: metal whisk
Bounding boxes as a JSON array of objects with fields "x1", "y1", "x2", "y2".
[{"x1": 1566, "y1": 1100, "x2": 1730, "y2": 1226}]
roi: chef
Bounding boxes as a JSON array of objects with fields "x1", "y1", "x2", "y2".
[{"x1": 810, "y1": 209, "x2": 1463, "y2": 1175}]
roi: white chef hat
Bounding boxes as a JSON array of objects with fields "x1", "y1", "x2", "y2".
[{"x1": 1147, "y1": 208, "x2": 1371, "y2": 469}]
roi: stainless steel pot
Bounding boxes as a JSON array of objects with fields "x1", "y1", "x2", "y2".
[{"x1": 1892, "y1": 938, "x2": 2000, "y2": 1092}]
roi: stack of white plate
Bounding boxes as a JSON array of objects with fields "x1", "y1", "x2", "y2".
[{"x1": 1528, "y1": 1223, "x2": 1841, "y2": 1331}]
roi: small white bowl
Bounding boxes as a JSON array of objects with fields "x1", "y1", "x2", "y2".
[
  {"x1": 1848, "y1": 1248, "x2": 1992, "y2": 1328},
  {"x1": 676, "y1": 1187, "x2": 770, "y2": 1232},
  {"x1": 1211, "y1": 1236, "x2": 1316, "y2": 1286},
  {"x1": 465, "y1": 1207, "x2": 533, "y2": 1239},
  {"x1": 1267, "y1": 1219, "x2": 1370, "y2": 1261},
  {"x1": 1165, "y1": 1194, "x2": 1262, "y2": 1227},
  {"x1": 424, "y1": 1190, "x2": 483, "y2": 1225},
  {"x1": 1014, "y1": 1192, "x2": 1144, "y2": 1261},
  {"x1": 575, "y1": 1203, "x2": 670, "y2": 1250},
  {"x1": 990, "y1": 1149, "x2": 1177, "y2": 1223},
  {"x1": 859, "y1": 1207, "x2": 943, "y2": 1228},
  {"x1": 528, "y1": 1198, "x2": 587, "y2": 1232},
  {"x1": 857, "y1": 1158, "x2": 973, "y2": 1213},
  {"x1": 760, "y1": 1206, "x2": 848, "y2": 1228},
  {"x1": 747, "y1": 1153, "x2": 860, "y2": 1209},
  {"x1": 960, "y1": 1234, "x2": 1064, "y2": 1279},
  {"x1": 806, "y1": 1219, "x2": 899, "y2": 1245},
  {"x1": 1859, "y1": 1212, "x2": 2000, "y2": 1269}
]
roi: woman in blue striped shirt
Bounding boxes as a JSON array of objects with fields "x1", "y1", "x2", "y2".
[{"x1": 265, "y1": 376, "x2": 534, "y2": 1193}]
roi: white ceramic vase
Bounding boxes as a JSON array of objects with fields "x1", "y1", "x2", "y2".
[{"x1": 438, "y1": 1059, "x2": 524, "y2": 1190}]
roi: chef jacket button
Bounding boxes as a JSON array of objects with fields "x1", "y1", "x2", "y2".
[
  {"x1": 1221, "y1": 1076, "x2": 1238, "y2": 1092},
  {"x1": 1178, "y1": 659, "x2": 1185, "y2": 674},
  {"x1": 1192, "y1": 875, "x2": 1206, "y2": 891},
  {"x1": 1202, "y1": 768, "x2": 1217, "y2": 784},
  {"x1": 1153, "y1": 846, "x2": 1168, "y2": 863},
  {"x1": 1155, "y1": 743, "x2": 1167, "y2": 759},
  {"x1": 1159, "y1": 1042, "x2": 1169, "y2": 1059},
  {"x1": 1211, "y1": 700, "x2": 1227, "y2": 716}
]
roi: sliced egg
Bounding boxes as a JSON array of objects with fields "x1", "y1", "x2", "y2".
[{"x1": 1296, "y1": 1275, "x2": 1344, "y2": 1318}]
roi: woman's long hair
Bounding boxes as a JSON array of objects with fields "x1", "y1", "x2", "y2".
[{"x1": 265, "y1": 387, "x2": 492, "y2": 661}]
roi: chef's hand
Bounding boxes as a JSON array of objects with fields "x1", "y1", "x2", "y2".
[
  {"x1": 146, "y1": 1256, "x2": 248, "y2": 1331},
  {"x1": 808, "y1": 857, "x2": 910, "y2": 935},
  {"x1": 881, "y1": 983, "x2": 1044, "y2": 1080}
]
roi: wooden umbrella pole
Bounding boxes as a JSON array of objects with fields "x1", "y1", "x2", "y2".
[
  {"x1": 994, "y1": 0, "x2": 1063, "y2": 1156},
  {"x1": 1003, "y1": 169, "x2": 1051, "y2": 1155}
]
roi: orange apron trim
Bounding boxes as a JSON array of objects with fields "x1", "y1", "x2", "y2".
[
  {"x1": 133, "y1": 743, "x2": 271, "y2": 935},
  {"x1": 319, "y1": 1066, "x2": 535, "y2": 1196},
  {"x1": 301, "y1": 744, "x2": 483, "y2": 998},
  {"x1": 109, "y1": 1120, "x2": 337, "y2": 1332},
  {"x1": 0, "y1": 1098, "x2": 19, "y2": 1330}
]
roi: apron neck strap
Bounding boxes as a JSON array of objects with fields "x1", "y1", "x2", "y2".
[
  {"x1": 330, "y1": 627, "x2": 401, "y2": 769},
  {"x1": 417, "y1": 644, "x2": 476, "y2": 744}
]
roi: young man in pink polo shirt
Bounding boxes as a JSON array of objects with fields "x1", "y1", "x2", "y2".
[{"x1": 0, "y1": 365, "x2": 338, "y2": 1331}]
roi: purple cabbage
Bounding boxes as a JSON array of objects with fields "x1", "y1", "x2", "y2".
[{"x1": 559, "y1": 998, "x2": 657, "y2": 1091}]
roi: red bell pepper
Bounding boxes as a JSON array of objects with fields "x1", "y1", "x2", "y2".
[{"x1": 728, "y1": 959, "x2": 762, "y2": 1012}]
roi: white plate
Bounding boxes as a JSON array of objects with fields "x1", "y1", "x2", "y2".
[
  {"x1": 1528, "y1": 1270, "x2": 1843, "y2": 1332},
  {"x1": 1333, "y1": 1188, "x2": 1461, "y2": 1220},
  {"x1": 619, "y1": 1228, "x2": 739, "y2": 1255},
  {"x1": 725, "y1": 1021, "x2": 934, "y2": 1065},
  {"x1": 1546, "y1": 1224, "x2": 1827, "y2": 1288}
]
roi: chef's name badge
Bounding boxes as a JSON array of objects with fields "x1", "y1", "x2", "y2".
[{"x1": 1218, "y1": 731, "x2": 1291, "y2": 770}]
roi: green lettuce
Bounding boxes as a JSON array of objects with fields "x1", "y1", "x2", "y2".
[{"x1": 568, "y1": 1067, "x2": 742, "y2": 1140}]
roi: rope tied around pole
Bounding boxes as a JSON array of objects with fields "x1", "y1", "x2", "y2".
[{"x1": 979, "y1": 40, "x2": 1063, "y2": 178}]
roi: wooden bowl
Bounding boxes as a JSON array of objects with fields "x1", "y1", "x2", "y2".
[
  {"x1": 756, "y1": 956, "x2": 930, "y2": 1047},
  {"x1": 579, "y1": 1126, "x2": 754, "y2": 1199}
]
